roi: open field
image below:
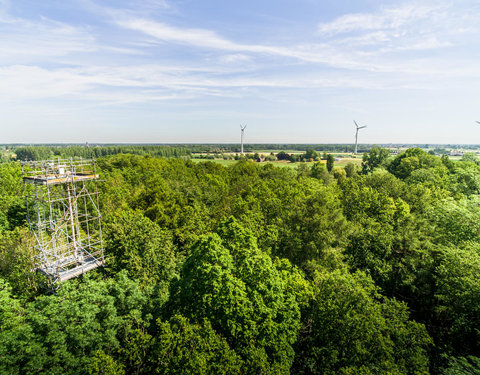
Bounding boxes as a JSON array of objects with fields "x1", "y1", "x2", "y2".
[{"x1": 191, "y1": 156, "x2": 363, "y2": 168}]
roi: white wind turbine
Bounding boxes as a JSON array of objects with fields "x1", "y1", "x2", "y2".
[
  {"x1": 353, "y1": 120, "x2": 367, "y2": 155},
  {"x1": 240, "y1": 124, "x2": 247, "y2": 154}
]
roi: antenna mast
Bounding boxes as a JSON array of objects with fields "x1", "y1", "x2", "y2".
[
  {"x1": 353, "y1": 120, "x2": 367, "y2": 155},
  {"x1": 240, "y1": 124, "x2": 247, "y2": 154}
]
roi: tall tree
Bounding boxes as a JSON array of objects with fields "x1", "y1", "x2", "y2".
[
  {"x1": 326, "y1": 154, "x2": 334, "y2": 172},
  {"x1": 361, "y1": 146, "x2": 389, "y2": 174},
  {"x1": 293, "y1": 269, "x2": 431, "y2": 374},
  {"x1": 169, "y1": 218, "x2": 303, "y2": 374},
  {"x1": 149, "y1": 315, "x2": 242, "y2": 374}
]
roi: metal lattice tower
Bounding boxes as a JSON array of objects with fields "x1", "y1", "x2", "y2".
[{"x1": 21, "y1": 158, "x2": 105, "y2": 285}]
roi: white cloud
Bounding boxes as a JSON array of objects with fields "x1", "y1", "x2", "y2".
[
  {"x1": 315, "y1": 2, "x2": 458, "y2": 56},
  {"x1": 138, "y1": 0, "x2": 171, "y2": 10},
  {"x1": 217, "y1": 54, "x2": 252, "y2": 64},
  {"x1": 0, "y1": 0, "x2": 9, "y2": 17},
  {"x1": 115, "y1": 17, "x2": 301, "y2": 59},
  {"x1": 0, "y1": 62, "x2": 416, "y2": 108},
  {"x1": 1, "y1": 0, "x2": 480, "y2": 112},
  {"x1": 113, "y1": 1, "x2": 478, "y2": 76},
  {"x1": 114, "y1": 16, "x2": 374, "y2": 70},
  {"x1": 0, "y1": 15, "x2": 97, "y2": 64},
  {"x1": 317, "y1": 3, "x2": 445, "y2": 35},
  {"x1": 118, "y1": 18, "x2": 239, "y2": 50}
]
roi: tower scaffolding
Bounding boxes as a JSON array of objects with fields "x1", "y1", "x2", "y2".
[{"x1": 21, "y1": 158, "x2": 105, "y2": 285}]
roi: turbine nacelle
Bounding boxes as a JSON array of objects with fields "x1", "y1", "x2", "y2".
[{"x1": 354, "y1": 120, "x2": 367, "y2": 130}]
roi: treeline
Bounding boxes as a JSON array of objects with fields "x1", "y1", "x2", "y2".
[
  {"x1": 1, "y1": 147, "x2": 480, "y2": 373},
  {"x1": 10, "y1": 144, "x2": 360, "y2": 161},
  {"x1": 191, "y1": 144, "x2": 372, "y2": 153},
  {"x1": 13, "y1": 145, "x2": 193, "y2": 161},
  {"x1": 7, "y1": 144, "x2": 414, "y2": 162},
  {"x1": 209, "y1": 144, "x2": 358, "y2": 153},
  {"x1": 12, "y1": 145, "x2": 362, "y2": 165}
]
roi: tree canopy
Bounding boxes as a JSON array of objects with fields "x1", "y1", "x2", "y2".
[{"x1": 1, "y1": 147, "x2": 480, "y2": 374}]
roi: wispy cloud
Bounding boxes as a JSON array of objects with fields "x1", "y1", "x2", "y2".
[
  {"x1": 113, "y1": 1, "x2": 478, "y2": 75},
  {"x1": 317, "y1": 4, "x2": 444, "y2": 35},
  {"x1": 316, "y1": 2, "x2": 472, "y2": 56},
  {"x1": 0, "y1": 2, "x2": 475, "y2": 113},
  {"x1": 0, "y1": 14, "x2": 97, "y2": 64},
  {"x1": 217, "y1": 54, "x2": 253, "y2": 65},
  {"x1": 0, "y1": 63, "x2": 397, "y2": 104},
  {"x1": 118, "y1": 18, "x2": 240, "y2": 50},
  {"x1": 115, "y1": 16, "x2": 316, "y2": 61},
  {"x1": 1, "y1": 0, "x2": 480, "y2": 113},
  {"x1": 114, "y1": 16, "x2": 378, "y2": 71}
]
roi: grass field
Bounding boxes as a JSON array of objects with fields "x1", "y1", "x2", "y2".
[
  {"x1": 191, "y1": 159, "x2": 238, "y2": 166},
  {"x1": 191, "y1": 156, "x2": 364, "y2": 168}
]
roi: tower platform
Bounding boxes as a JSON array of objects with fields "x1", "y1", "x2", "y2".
[{"x1": 23, "y1": 173, "x2": 98, "y2": 186}]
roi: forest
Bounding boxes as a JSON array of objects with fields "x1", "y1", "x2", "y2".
[{"x1": 1, "y1": 146, "x2": 480, "y2": 374}]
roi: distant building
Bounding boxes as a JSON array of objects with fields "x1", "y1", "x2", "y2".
[{"x1": 450, "y1": 151, "x2": 463, "y2": 156}]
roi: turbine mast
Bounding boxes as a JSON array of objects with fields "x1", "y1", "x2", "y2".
[{"x1": 240, "y1": 124, "x2": 247, "y2": 154}]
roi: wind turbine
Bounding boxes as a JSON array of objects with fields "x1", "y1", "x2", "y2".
[
  {"x1": 353, "y1": 120, "x2": 367, "y2": 155},
  {"x1": 240, "y1": 124, "x2": 247, "y2": 154}
]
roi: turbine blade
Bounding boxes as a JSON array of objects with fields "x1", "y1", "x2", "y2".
[
  {"x1": 477, "y1": 121, "x2": 480, "y2": 124},
  {"x1": 353, "y1": 120, "x2": 358, "y2": 128},
  {"x1": 359, "y1": 125, "x2": 367, "y2": 129}
]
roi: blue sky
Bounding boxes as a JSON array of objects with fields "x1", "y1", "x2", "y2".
[{"x1": 1, "y1": 0, "x2": 480, "y2": 144}]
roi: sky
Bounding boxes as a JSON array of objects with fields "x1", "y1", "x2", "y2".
[{"x1": 1, "y1": 0, "x2": 480, "y2": 144}]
